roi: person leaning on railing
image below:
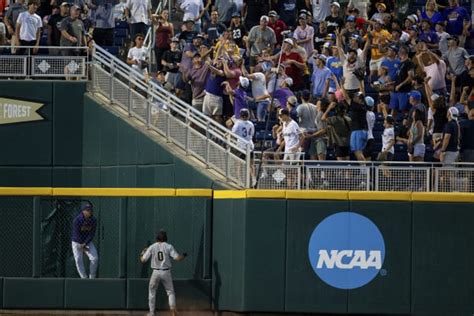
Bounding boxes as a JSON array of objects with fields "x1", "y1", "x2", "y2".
[
  {"x1": 15, "y1": 0, "x2": 42, "y2": 55},
  {"x1": 59, "y1": 5, "x2": 87, "y2": 56}
]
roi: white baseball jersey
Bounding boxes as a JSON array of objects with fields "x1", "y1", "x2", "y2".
[
  {"x1": 143, "y1": 242, "x2": 179, "y2": 270},
  {"x1": 232, "y1": 119, "x2": 255, "y2": 151}
]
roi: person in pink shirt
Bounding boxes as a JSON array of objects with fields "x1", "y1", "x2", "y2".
[{"x1": 293, "y1": 13, "x2": 314, "y2": 58}]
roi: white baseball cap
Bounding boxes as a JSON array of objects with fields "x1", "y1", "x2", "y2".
[
  {"x1": 284, "y1": 77, "x2": 293, "y2": 87},
  {"x1": 239, "y1": 76, "x2": 250, "y2": 88},
  {"x1": 331, "y1": 2, "x2": 340, "y2": 8},
  {"x1": 283, "y1": 38, "x2": 294, "y2": 46}
]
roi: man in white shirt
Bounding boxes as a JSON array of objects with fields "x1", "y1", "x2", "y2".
[
  {"x1": 232, "y1": 108, "x2": 255, "y2": 153},
  {"x1": 125, "y1": 0, "x2": 151, "y2": 40},
  {"x1": 127, "y1": 33, "x2": 149, "y2": 75},
  {"x1": 140, "y1": 230, "x2": 186, "y2": 316},
  {"x1": 279, "y1": 108, "x2": 304, "y2": 162},
  {"x1": 180, "y1": 0, "x2": 206, "y2": 32},
  {"x1": 248, "y1": 72, "x2": 270, "y2": 122},
  {"x1": 15, "y1": 0, "x2": 42, "y2": 55},
  {"x1": 306, "y1": 0, "x2": 330, "y2": 25}
]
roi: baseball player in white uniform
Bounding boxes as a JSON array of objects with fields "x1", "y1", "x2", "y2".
[{"x1": 140, "y1": 230, "x2": 187, "y2": 316}]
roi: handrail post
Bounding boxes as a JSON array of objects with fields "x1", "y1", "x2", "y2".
[
  {"x1": 109, "y1": 59, "x2": 114, "y2": 103},
  {"x1": 225, "y1": 134, "x2": 231, "y2": 181},
  {"x1": 146, "y1": 84, "x2": 152, "y2": 128},
  {"x1": 127, "y1": 79, "x2": 132, "y2": 115},
  {"x1": 185, "y1": 108, "x2": 190, "y2": 154},
  {"x1": 246, "y1": 144, "x2": 251, "y2": 188},
  {"x1": 205, "y1": 121, "x2": 210, "y2": 167}
]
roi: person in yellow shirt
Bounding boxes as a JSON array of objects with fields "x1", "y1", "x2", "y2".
[
  {"x1": 364, "y1": 21, "x2": 392, "y2": 81},
  {"x1": 214, "y1": 29, "x2": 240, "y2": 60}
]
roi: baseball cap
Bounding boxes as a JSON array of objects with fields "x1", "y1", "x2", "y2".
[
  {"x1": 448, "y1": 106, "x2": 459, "y2": 118},
  {"x1": 430, "y1": 93, "x2": 441, "y2": 101},
  {"x1": 316, "y1": 54, "x2": 327, "y2": 63},
  {"x1": 331, "y1": 2, "x2": 340, "y2": 8},
  {"x1": 365, "y1": 96, "x2": 375, "y2": 108},
  {"x1": 408, "y1": 90, "x2": 422, "y2": 100},
  {"x1": 232, "y1": 12, "x2": 241, "y2": 18},
  {"x1": 283, "y1": 38, "x2": 294, "y2": 46},
  {"x1": 376, "y1": 2, "x2": 386, "y2": 10},
  {"x1": 298, "y1": 13, "x2": 307, "y2": 19},
  {"x1": 287, "y1": 96, "x2": 298, "y2": 106},
  {"x1": 260, "y1": 15, "x2": 269, "y2": 22},
  {"x1": 239, "y1": 76, "x2": 250, "y2": 88},
  {"x1": 60, "y1": 1, "x2": 70, "y2": 6},
  {"x1": 71, "y1": 4, "x2": 81, "y2": 10},
  {"x1": 268, "y1": 10, "x2": 277, "y2": 17},
  {"x1": 346, "y1": 15, "x2": 355, "y2": 22},
  {"x1": 279, "y1": 108, "x2": 290, "y2": 115},
  {"x1": 194, "y1": 33, "x2": 205, "y2": 40},
  {"x1": 385, "y1": 115, "x2": 395, "y2": 124},
  {"x1": 81, "y1": 202, "x2": 93, "y2": 212},
  {"x1": 184, "y1": 18, "x2": 195, "y2": 24},
  {"x1": 354, "y1": 91, "x2": 364, "y2": 98},
  {"x1": 302, "y1": 89, "x2": 311, "y2": 100},
  {"x1": 388, "y1": 45, "x2": 399, "y2": 53},
  {"x1": 240, "y1": 108, "x2": 250, "y2": 117},
  {"x1": 284, "y1": 77, "x2": 293, "y2": 87},
  {"x1": 171, "y1": 37, "x2": 180, "y2": 42},
  {"x1": 406, "y1": 14, "x2": 418, "y2": 24}
]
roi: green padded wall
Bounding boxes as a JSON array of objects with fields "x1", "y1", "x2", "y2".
[
  {"x1": 64, "y1": 279, "x2": 126, "y2": 309},
  {"x1": 127, "y1": 279, "x2": 211, "y2": 310},
  {"x1": 411, "y1": 202, "x2": 474, "y2": 315},
  {"x1": 285, "y1": 199, "x2": 349, "y2": 313},
  {"x1": 0, "y1": 278, "x2": 3, "y2": 308},
  {"x1": 3, "y1": 278, "x2": 64, "y2": 308}
]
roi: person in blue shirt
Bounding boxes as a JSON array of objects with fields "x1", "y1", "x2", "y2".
[
  {"x1": 71, "y1": 202, "x2": 98, "y2": 279},
  {"x1": 310, "y1": 54, "x2": 333, "y2": 99},
  {"x1": 380, "y1": 45, "x2": 400, "y2": 81},
  {"x1": 419, "y1": 19, "x2": 439, "y2": 49},
  {"x1": 419, "y1": 0, "x2": 444, "y2": 27},
  {"x1": 326, "y1": 45, "x2": 343, "y2": 94},
  {"x1": 442, "y1": 0, "x2": 471, "y2": 37}
]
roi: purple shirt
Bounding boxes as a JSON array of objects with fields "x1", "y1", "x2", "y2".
[
  {"x1": 233, "y1": 88, "x2": 247, "y2": 118},
  {"x1": 273, "y1": 87, "x2": 294, "y2": 109},
  {"x1": 205, "y1": 69, "x2": 225, "y2": 96},
  {"x1": 179, "y1": 43, "x2": 197, "y2": 80},
  {"x1": 72, "y1": 212, "x2": 97, "y2": 245},
  {"x1": 190, "y1": 64, "x2": 210, "y2": 99}
]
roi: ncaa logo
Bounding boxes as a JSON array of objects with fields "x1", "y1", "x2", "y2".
[{"x1": 308, "y1": 212, "x2": 385, "y2": 290}]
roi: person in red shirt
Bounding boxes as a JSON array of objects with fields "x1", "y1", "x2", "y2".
[
  {"x1": 268, "y1": 10, "x2": 287, "y2": 48},
  {"x1": 271, "y1": 38, "x2": 306, "y2": 90}
]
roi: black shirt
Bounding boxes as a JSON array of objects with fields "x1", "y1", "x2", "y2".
[
  {"x1": 231, "y1": 24, "x2": 247, "y2": 47},
  {"x1": 460, "y1": 119, "x2": 474, "y2": 151},
  {"x1": 162, "y1": 49, "x2": 182, "y2": 73},
  {"x1": 178, "y1": 30, "x2": 197, "y2": 44},
  {"x1": 325, "y1": 15, "x2": 344, "y2": 34},
  {"x1": 48, "y1": 13, "x2": 67, "y2": 46},
  {"x1": 204, "y1": 22, "x2": 226, "y2": 44},
  {"x1": 244, "y1": 0, "x2": 268, "y2": 29},
  {"x1": 314, "y1": 29, "x2": 328, "y2": 52},
  {"x1": 349, "y1": 101, "x2": 368, "y2": 131},
  {"x1": 443, "y1": 120, "x2": 460, "y2": 152},
  {"x1": 433, "y1": 107, "x2": 448, "y2": 133},
  {"x1": 394, "y1": 59, "x2": 415, "y2": 92}
]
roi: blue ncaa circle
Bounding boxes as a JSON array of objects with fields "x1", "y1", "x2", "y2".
[{"x1": 308, "y1": 212, "x2": 385, "y2": 290}]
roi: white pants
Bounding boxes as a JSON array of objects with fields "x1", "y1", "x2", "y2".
[
  {"x1": 71, "y1": 241, "x2": 99, "y2": 279},
  {"x1": 149, "y1": 269, "x2": 176, "y2": 313}
]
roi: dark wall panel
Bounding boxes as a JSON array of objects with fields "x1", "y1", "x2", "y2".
[
  {"x1": 64, "y1": 279, "x2": 126, "y2": 309},
  {"x1": 0, "y1": 82, "x2": 53, "y2": 166},
  {"x1": 3, "y1": 278, "x2": 64, "y2": 308},
  {"x1": 412, "y1": 202, "x2": 474, "y2": 315},
  {"x1": 285, "y1": 200, "x2": 349, "y2": 313}
]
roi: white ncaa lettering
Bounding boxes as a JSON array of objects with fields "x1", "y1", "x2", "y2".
[{"x1": 316, "y1": 250, "x2": 382, "y2": 269}]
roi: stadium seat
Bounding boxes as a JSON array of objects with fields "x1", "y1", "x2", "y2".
[
  {"x1": 115, "y1": 28, "x2": 128, "y2": 38},
  {"x1": 255, "y1": 130, "x2": 272, "y2": 141},
  {"x1": 115, "y1": 21, "x2": 129, "y2": 29},
  {"x1": 395, "y1": 144, "x2": 407, "y2": 153},
  {"x1": 103, "y1": 46, "x2": 119, "y2": 56},
  {"x1": 394, "y1": 151, "x2": 409, "y2": 161}
]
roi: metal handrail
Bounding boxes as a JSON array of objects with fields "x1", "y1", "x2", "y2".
[{"x1": 91, "y1": 44, "x2": 252, "y2": 187}]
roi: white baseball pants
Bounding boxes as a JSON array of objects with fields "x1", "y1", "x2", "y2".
[
  {"x1": 71, "y1": 241, "x2": 99, "y2": 279},
  {"x1": 149, "y1": 269, "x2": 176, "y2": 313}
]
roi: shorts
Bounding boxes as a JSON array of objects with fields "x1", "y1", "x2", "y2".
[
  {"x1": 363, "y1": 138, "x2": 374, "y2": 158},
  {"x1": 379, "y1": 94, "x2": 390, "y2": 105},
  {"x1": 412, "y1": 143, "x2": 426, "y2": 158},
  {"x1": 350, "y1": 130, "x2": 368, "y2": 152},
  {"x1": 192, "y1": 97, "x2": 204, "y2": 112},
  {"x1": 443, "y1": 151, "x2": 459, "y2": 164},
  {"x1": 389, "y1": 92, "x2": 409, "y2": 112},
  {"x1": 309, "y1": 138, "x2": 327, "y2": 156},
  {"x1": 335, "y1": 145, "x2": 350, "y2": 158},
  {"x1": 369, "y1": 58, "x2": 383, "y2": 71},
  {"x1": 202, "y1": 92, "x2": 223, "y2": 116},
  {"x1": 284, "y1": 148, "x2": 301, "y2": 162}
]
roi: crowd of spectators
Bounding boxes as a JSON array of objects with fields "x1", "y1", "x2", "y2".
[{"x1": 0, "y1": 0, "x2": 473, "y2": 164}]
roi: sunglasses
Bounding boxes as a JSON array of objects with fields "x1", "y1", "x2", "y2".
[{"x1": 137, "y1": 38, "x2": 144, "y2": 41}]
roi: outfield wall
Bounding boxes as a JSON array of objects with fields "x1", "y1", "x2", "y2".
[
  {"x1": 1, "y1": 188, "x2": 473, "y2": 314},
  {"x1": 213, "y1": 191, "x2": 474, "y2": 315},
  {"x1": 0, "y1": 82, "x2": 220, "y2": 189}
]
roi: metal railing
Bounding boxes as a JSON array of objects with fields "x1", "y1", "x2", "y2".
[
  {"x1": 90, "y1": 44, "x2": 252, "y2": 187},
  {"x1": 0, "y1": 46, "x2": 88, "y2": 80},
  {"x1": 253, "y1": 160, "x2": 474, "y2": 192}
]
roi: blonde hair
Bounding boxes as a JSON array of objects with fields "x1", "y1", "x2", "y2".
[{"x1": 425, "y1": 0, "x2": 439, "y2": 12}]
